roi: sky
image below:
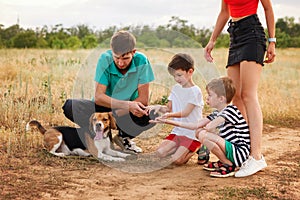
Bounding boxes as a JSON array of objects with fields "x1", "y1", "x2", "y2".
[{"x1": 1, "y1": 0, "x2": 300, "y2": 30}]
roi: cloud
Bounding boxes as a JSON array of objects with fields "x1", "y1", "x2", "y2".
[
  {"x1": 53, "y1": 0, "x2": 217, "y2": 29},
  {"x1": 0, "y1": 0, "x2": 217, "y2": 29},
  {"x1": 0, "y1": 0, "x2": 299, "y2": 30}
]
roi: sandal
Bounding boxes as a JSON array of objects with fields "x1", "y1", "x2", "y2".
[
  {"x1": 203, "y1": 160, "x2": 223, "y2": 171},
  {"x1": 196, "y1": 145, "x2": 210, "y2": 165},
  {"x1": 210, "y1": 163, "x2": 236, "y2": 178}
]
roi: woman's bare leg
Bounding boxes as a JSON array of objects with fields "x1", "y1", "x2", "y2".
[
  {"x1": 239, "y1": 61, "x2": 263, "y2": 159},
  {"x1": 227, "y1": 64, "x2": 248, "y2": 121},
  {"x1": 232, "y1": 61, "x2": 267, "y2": 177},
  {"x1": 228, "y1": 61, "x2": 263, "y2": 159}
]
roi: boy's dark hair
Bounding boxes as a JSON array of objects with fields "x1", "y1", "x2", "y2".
[
  {"x1": 168, "y1": 53, "x2": 194, "y2": 74},
  {"x1": 110, "y1": 30, "x2": 136, "y2": 55},
  {"x1": 206, "y1": 77, "x2": 236, "y2": 104}
]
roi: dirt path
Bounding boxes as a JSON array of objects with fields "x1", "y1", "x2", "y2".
[
  {"x1": 45, "y1": 126, "x2": 300, "y2": 200},
  {"x1": 1, "y1": 125, "x2": 299, "y2": 200}
]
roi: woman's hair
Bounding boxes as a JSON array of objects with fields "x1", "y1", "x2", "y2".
[
  {"x1": 206, "y1": 77, "x2": 236, "y2": 103},
  {"x1": 168, "y1": 53, "x2": 194, "y2": 74},
  {"x1": 110, "y1": 30, "x2": 136, "y2": 55}
]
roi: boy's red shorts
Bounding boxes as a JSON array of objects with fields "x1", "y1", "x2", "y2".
[{"x1": 165, "y1": 134, "x2": 201, "y2": 152}]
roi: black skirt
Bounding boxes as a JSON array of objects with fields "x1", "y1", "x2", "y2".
[{"x1": 226, "y1": 14, "x2": 267, "y2": 68}]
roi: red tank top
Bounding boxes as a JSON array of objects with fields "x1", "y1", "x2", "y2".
[{"x1": 224, "y1": 0, "x2": 259, "y2": 18}]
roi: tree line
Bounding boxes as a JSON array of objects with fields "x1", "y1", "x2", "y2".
[{"x1": 0, "y1": 16, "x2": 299, "y2": 49}]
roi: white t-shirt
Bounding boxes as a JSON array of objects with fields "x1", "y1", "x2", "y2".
[{"x1": 168, "y1": 84, "x2": 204, "y2": 140}]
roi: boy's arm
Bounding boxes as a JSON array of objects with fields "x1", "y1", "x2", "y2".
[
  {"x1": 204, "y1": 116, "x2": 225, "y2": 133},
  {"x1": 145, "y1": 101, "x2": 172, "y2": 114},
  {"x1": 163, "y1": 103, "x2": 195, "y2": 118},
  {"x1": 151, "y1": 117, "x2": 210, "y2": 130},
  {"x1": 161, "y1": 101, "x2": 172, "y2": 113}
]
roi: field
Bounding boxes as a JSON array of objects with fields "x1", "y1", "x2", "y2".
[{"x1": 0, "y1": 48, "x2": 299, "y2": 200}]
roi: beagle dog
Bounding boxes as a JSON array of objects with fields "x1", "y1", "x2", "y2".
[
  {"x1": 89, "y1": 112, "x2": 131, "y2": 161},
  {"x1": 26, "y1": 112, "x2": 130, "y2": 162}
]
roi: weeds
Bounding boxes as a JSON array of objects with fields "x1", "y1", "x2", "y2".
[
  {"x1": 0, "y1": 48, "x2": 299, "y2": 157},
  {"x1": 216, "y1": 186, "x2": 273, "y2": 200},
  {"x1": 0, "y1": 48, "x2": 299, "y2": 199}
]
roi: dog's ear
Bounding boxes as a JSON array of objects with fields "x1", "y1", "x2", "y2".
[
  {"x1": 89, "y1": 113, "x2": 95, "y2": 132},
  {"x1": 108, "y1": 112, "x2": 117, "y2": 129}
]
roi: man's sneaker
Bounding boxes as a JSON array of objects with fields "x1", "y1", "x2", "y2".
[
  {"x1": 123, "y1": 137, "x2": 143, "y2": 153},
  {"x1": 113, "y1": 135, "x2": 142, "y2": 153},
  {"x1": 235, "y1": 155, "x2": 267, "y2": 177}
]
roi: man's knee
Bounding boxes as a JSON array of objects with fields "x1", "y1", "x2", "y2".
[
  {"x1": 62, "y1": 99, "x2": 72, "y2": 111},
  {"x1": 62, "y1": 99, "x2": 74, "y2": 121}
]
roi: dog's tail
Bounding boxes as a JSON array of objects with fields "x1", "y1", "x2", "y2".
[{"x1": 26, "y1": 120, "x2": 47, "y2": 134}]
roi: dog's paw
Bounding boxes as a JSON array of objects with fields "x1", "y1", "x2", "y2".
[
  {"x1": 113, "y1": 157, "x2": 126, "y2": 162},
  {"x1": 125, "y1": 154, "x2": 138, "y2": 160},
  {"x1": 52, "y1": 152, "x2": 66, "y2": 157},
  {"x1": 118, "y1": 152, "x2": 131, "y2": 158},
  {"x1": 99, "y1": 155, "x2": 126, "y2": 162},
  {"x1": 101, "y1": 157, "x2": 126, "y2": 162}
]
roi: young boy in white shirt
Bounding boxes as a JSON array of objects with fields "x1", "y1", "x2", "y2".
[{"x1": 147, "y1": 53, "x2": 204, "y2": 165}]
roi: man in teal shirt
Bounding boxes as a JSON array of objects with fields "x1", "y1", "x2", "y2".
[{"x1": 63, "y1": 30, "x2": 156, "y2": 153}]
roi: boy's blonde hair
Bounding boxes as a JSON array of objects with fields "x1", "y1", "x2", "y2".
[
  {"x1": 110, "y1": 30, "x2": 136, "y2": 55},
  {"x1": 206, "y1": 77, "x2": 236, "y2": 103},
  {"x1": 168, "y1": 53, "x2": 194, "y2": 75}
]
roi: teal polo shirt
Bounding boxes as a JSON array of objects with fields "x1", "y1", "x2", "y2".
[{"x1": 94, "y1": 50, "x2": 154, "y2": 101}]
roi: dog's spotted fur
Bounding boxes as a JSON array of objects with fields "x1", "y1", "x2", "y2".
[{"x1": 26, "y1": 112, "x2": 130, "y2": 161}]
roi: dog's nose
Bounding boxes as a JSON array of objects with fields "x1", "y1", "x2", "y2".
[{"x1": 95, "y1": 123, "x2": 102, "y2": 130}]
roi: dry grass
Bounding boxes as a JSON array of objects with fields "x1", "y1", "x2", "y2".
[
  {"x1": 211, "y1": 48, "x2": 300, "y2": 127},
  {"x1": 0, "y1": 48, "x2": 299, "y2": 199},
  {"x1": 259, "y1": 49, "x2": 300, "y2": 126},
  {"x1": 0, "y1": 48, "x2": 299, "y2": 154}
]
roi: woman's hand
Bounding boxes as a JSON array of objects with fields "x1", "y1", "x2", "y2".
[
  {"x1": 264, "y1": 42, "x2": 276, "y2": 63},
  {"x1": 204, "y1": 41, "x2": 215, "y2": 63}
]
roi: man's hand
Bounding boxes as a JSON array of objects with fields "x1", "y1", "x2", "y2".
[{"x1": 129, "y1": 101, "x2": 148, "y2": 117}]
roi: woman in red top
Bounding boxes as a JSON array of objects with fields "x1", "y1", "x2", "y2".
[{"x1": 204, "y1": 0, "x2": 276, "y2": 177}]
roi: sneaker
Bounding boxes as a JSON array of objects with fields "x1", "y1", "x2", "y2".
[
  {"x1": 235, "y1": 155, "x2": 267, "y2": 177},
  {"x1": 123, "y1": 137, "x2": 143, "y2": 153},
  {"x1": 113, "y1": 135, "x2": 142, "y2": 153}
]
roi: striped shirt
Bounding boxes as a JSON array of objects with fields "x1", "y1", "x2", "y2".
[{"x1": 207, "y1": 105, "x2": 250, "y2": 166}]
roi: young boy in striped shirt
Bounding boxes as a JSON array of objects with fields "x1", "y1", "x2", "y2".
[{"x1": 151, "y1": 77, "x2": 250, "y2": 177}]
